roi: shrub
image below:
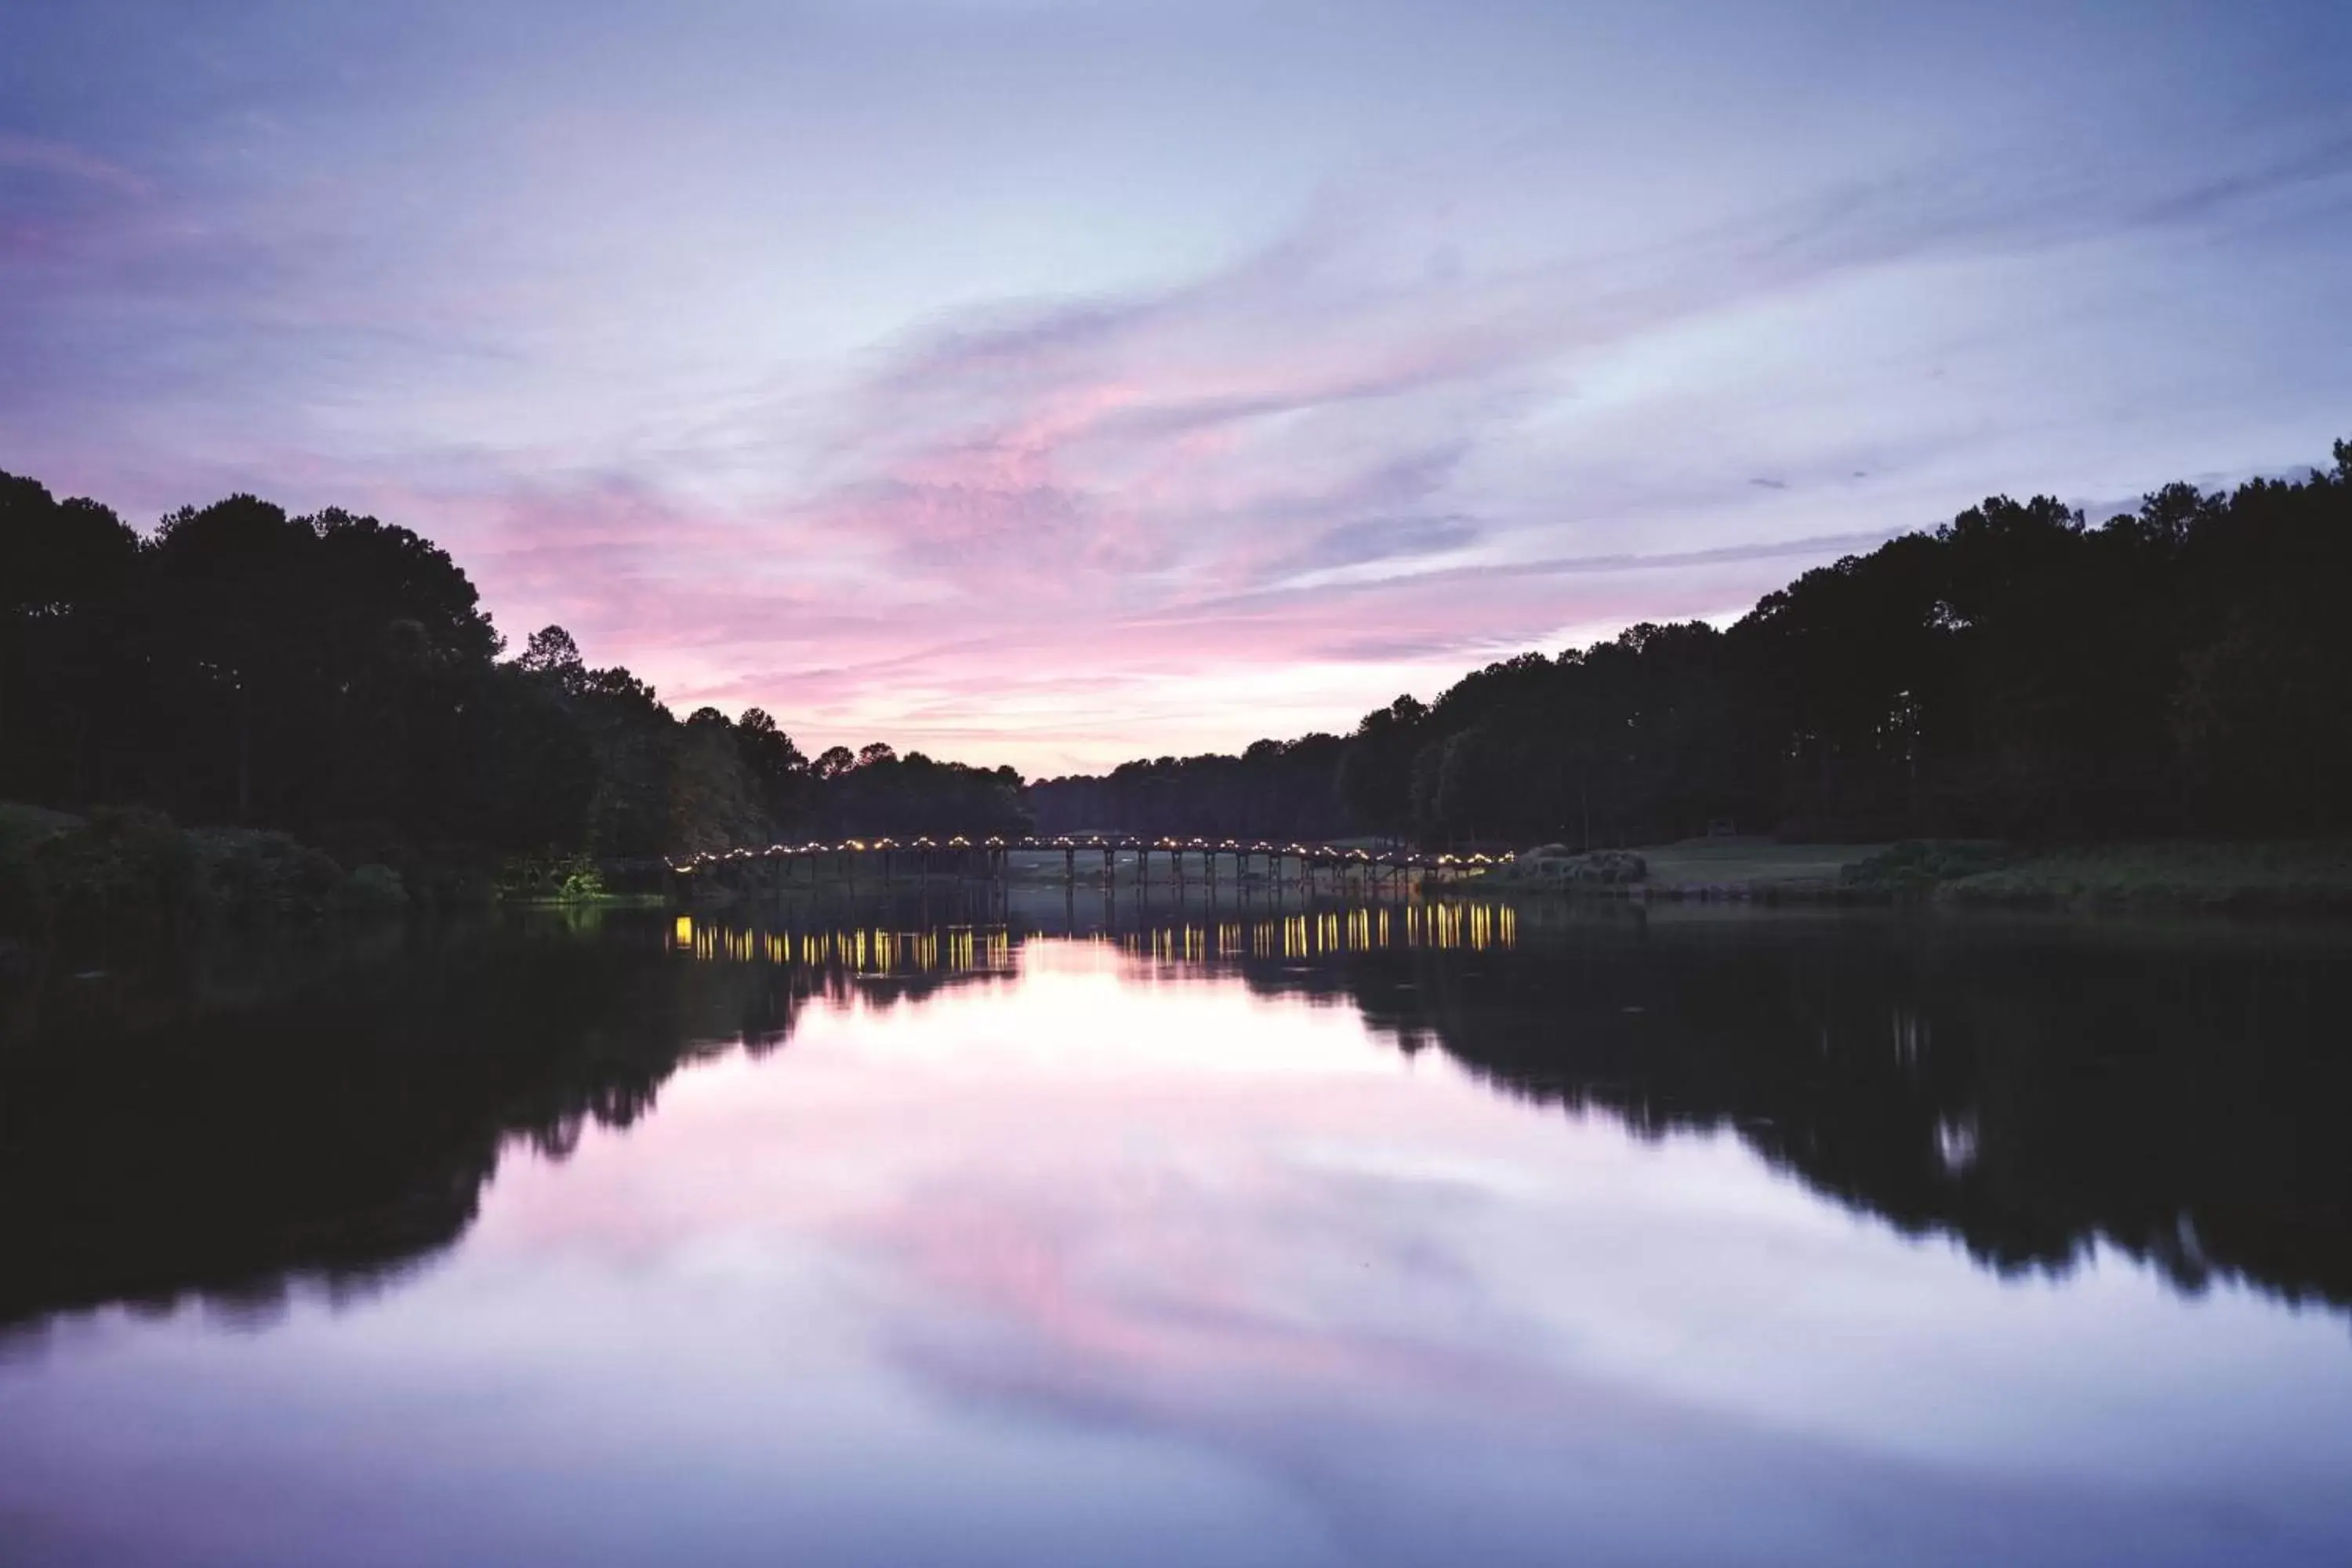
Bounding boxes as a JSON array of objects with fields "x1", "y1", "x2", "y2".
[
  {"x1": 494, "y1": 852, "x2": 608, "y2": 903},
  {"x1": 188, "y1": 827, "x2": 347, "y2": 916},
  {"x1": 333, "y1": 863, "x2": 410, "y2": 912},
  {"x1": 1842, "y1": 840, "x2": 2016, "y2": 891},
  {"x1": 0, "y1": 805, "x2": 77, "y2": 937},
  {"x1": 1512, "y1": 847, "x2": 1648, "y2": 886},
  {"x1": 25, "y1": 807, "x2": 208, "y2": 937}
]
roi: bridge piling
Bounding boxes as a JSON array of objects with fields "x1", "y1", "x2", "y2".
[{"x1": 664, "y1": 837, "x2": 1497, "y2": 902}]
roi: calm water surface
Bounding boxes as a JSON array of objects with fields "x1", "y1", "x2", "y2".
[{"x1": 2, "y1": 895, "x2": 2348, "y2": 1566}]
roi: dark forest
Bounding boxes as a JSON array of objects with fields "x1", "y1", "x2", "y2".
[
  {"x1": 1036, "y1": 442, "x2": 2352, "y2": 846},
  {"x1": 0, "y1": 481, "x2": 1029, "y2": 878},
  {"x1": 6, "y1": 442, "x2": 2350, "y2": 870}
]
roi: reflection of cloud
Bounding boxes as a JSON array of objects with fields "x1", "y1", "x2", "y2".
[
  {"x1": 865, "y1": 1164, "x2": 1519, "y2": 1413},
  {"x1": 418, "y1": 944, "x2": 2352, "y2": 1564},
  {"x1": 842, "y1": 1148, "x2": 2256, "y2": 1568}
]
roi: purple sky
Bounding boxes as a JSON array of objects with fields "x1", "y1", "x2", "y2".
[{"x1": 4, "y1": 2, "x2": 2350, "y2": 773}]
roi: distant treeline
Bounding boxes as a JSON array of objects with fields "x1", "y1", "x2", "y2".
[
  {"x1": 1031, "y1": 735, "x2": 1356, "y2": 841},
  {"x1": 9, "y1": 442, "x2": 2350, "y2": 865},
  {"x1": 1037, "y1": 441, "x2": 2352, "y2": 845},
  {"x1": 0, "y1": 478, "x2": 1029, "y2": 867}
]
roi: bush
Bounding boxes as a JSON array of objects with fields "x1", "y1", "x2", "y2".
[
  {"x1": 333, "y1": 863, "x2": 410, "y2": 912},
  {"x1": 0, "y1": 805, "x2": 77, "y2": 937},
  {"x1": 1842, "y1": 840, "x2": 2017, "y2": 891},
  {"x1": 0, "y1": 804, "x2": 430, "y2": 942},
  {"x1": 23, "y1": 807, "x2": 208, "y2": 937},
  {"x1": 397, "y1": 844, "x2": 499, "y2": 911},
  {"x1": 494, "y1": 852, "x2": 608, "y2": 903},
  {"x1": 188, "y1": 827, "x2": 347, "y2": 916},
  {"x1": 1512, "y1": 847, "x2": 1648, "y2": 886}
]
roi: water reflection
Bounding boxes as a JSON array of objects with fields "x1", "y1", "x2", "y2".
[
  {"x1": 665, "y1": 898, "x2": 1512, "y2": 975},
  {"x1": 2, "y1": 903, "x2": 2350, "y2": 1564},
  {"x1": 2, "y1": 899, "x2": 2350, "y2": 1336},
  {"x1": 664, "y1": 896, "x2": 2352, "y2": 1316}
]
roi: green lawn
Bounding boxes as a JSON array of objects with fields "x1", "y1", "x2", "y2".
[
  {"x1": 1633, "y1": 840, "x2": 1886, "y2": 891},
  {"x1": 1942, "y1": 840, "x2": 2352, "y2": 910}
]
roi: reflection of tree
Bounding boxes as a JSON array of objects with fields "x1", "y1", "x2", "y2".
[
  {"x1": 0, "y1": 909, "x2": 1021, "y2": 1330},
  {"x1": 5, "y1": 908, "x2": 2347, "y2": 1335},
  {"x1": 0, "y1": 916, "x2": 801, "y2": 1327},
  {"x1": 1225, "y1": 911, "x2": 2352, "y2": 1314}
]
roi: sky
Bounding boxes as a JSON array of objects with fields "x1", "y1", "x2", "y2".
[{"x1": 2, "y1": 2, "x2": 2349, "y2": 775}]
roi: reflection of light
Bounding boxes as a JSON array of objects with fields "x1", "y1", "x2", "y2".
[{"x1": 673, "y1": 902, "x2": 1514, "y2": 977}]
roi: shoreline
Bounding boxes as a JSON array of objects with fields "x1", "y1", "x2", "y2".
[{"x1": 1483, "y1": 838, "x2": 2352, "y2": 917}]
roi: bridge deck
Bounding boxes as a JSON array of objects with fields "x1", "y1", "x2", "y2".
[{"x1": 669, "y1": 836, "x2": 1511, "y2": 877}]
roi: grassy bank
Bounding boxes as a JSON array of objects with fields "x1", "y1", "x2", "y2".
[
  {"x1": 1921, "y1": 840, "x2": 2352, "y2": 913},
  {"x1": 1488, "y1": 839, "x2": 1884, "y2": 899},
  {"x1": 1640, "y1": 840, "x2": 1884, "y2": 892},
  {"x1": 1488, "y1": 837, "x2": 2352, "y2": 915}
]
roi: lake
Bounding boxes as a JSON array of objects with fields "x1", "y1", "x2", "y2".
[{"x1": 2, "y1": 891, "x2": 2348, "y2": 1566}]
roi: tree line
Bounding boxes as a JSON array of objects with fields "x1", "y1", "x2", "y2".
[
  {"x1": 1037, "y1": 441, "x2": 2352, "y2": 846},
  {"x1": 0, "y1": 478, "x2": 1029, "y2": 873},
  {"x1": 9, "y1": 440, "x2": 2349, "y2": 866}
]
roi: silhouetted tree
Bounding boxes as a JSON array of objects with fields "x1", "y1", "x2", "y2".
[
  {"x1": 1036, "y1": 446, "x2": 2352, "y2": 847},
  {"x1": 5, "y1": 441, "x2": 2349, "y2": 860}
]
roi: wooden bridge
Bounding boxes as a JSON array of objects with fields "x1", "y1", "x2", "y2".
[{"x1": 666, "y1": 835, "x2": 1512, "y2": 891}]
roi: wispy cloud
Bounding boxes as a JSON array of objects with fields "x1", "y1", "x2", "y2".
[
  {"x1": 270, "y1": 133, "x2": 2352, "y2": 763},
  {"x1": 3, "y1": 2, "x2": 2349, "y2": 768},
  {"x1": 0, "y1": 132, "x2": 153, "y2": 201}
]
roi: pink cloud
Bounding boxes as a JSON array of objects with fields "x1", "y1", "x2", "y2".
[
  {"x1": 9, "y1": 162, "x2": 2042, "y2": 771},
  {"x1": 0, "y1": 132, "x2": 154, "y2": 201}
]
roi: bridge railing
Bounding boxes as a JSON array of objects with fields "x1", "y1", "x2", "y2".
[{"x1": 666, "y1": 836, "x2": 1512, "y2": 877}]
